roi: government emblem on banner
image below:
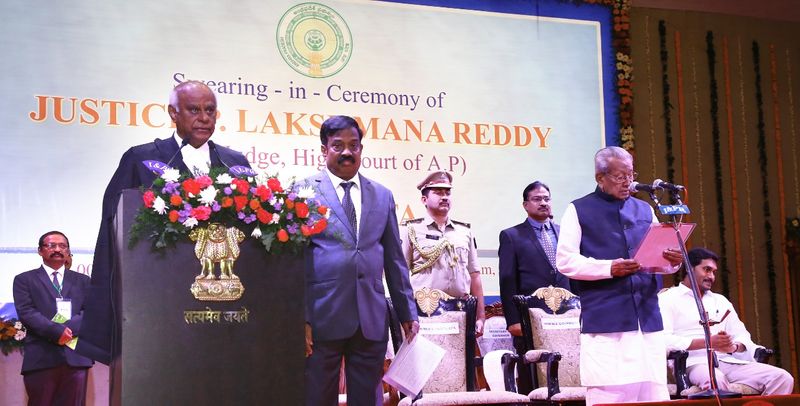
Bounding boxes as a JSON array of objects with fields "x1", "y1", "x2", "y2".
[{"x1": 277, "y1": 2, "x2": 352, "y2": 78}]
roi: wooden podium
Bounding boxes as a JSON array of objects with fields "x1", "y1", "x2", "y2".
[{"x1": 112, "y1": 189, "x2": 305, "y2": 404}]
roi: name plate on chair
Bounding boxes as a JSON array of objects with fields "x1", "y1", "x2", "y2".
[
  {"x1": 541, "y1": 317, "x2": 580, "y2": 330},
  {"x1": 419, "y1": 322, "x2": 459, "y2": 335}
]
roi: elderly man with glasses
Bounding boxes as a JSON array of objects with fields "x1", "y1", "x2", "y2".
[{"x1": 555, "y1": 146, "x2": 683, "y2": 405}]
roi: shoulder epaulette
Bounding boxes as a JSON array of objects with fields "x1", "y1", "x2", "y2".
[
  {"x1": 402, "y1": 217, "x2": 425, "y2": 226},
  {"x1": 451, "y1": 219, "x2": 471, "y2": 228}
]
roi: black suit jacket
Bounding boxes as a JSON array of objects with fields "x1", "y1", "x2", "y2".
[
  {"x1": 498, "y1": 219, "x2": 572, "y2": 326},
  {"x1": 77, "y1": 136, "x2": 251, "y2": 363},
  {"x1": 13, "y1": 267, "x2": 93, "y2": 373}
]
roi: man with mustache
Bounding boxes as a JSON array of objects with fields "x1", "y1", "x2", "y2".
[
  {"x1": 13, "y1": 231, "x2": 93, "y2": 405},
  {"x1": 400, "y1": 171, "x2": 486, "y2": 335},
  {"x1": 301, "y1": 115, "x2": 418, "y2": 405},
  {"x1": 659, "y1": 247, "x2": 794, "y2": 395},
  {"x1": 77, "y1": 81, "x2": 251, "y2": 364},
  {"x1": 498, "y1": 181, "x2": 572, "y2": 393}
]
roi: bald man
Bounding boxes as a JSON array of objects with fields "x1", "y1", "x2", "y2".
[{"x1": 77, "y1": 81, "x2": 251, "y2": 363}]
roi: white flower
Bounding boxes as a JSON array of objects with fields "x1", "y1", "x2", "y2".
[
  {"x1": 270, "y1": 214, "x2": 281, "y2": 224},
  {"x1": 14, "y1": 329, "x2": 26, "y2": 341},
  {"x1": 161, "y1": 168, "x2": 180, "y2": 183},
  {"x1": 152, "y1": 196, "x2": 167, "y2": 215},
  {"x1": 14, "y1": 321, "x2": 22, "y2": 330},
  {"x1": 198, "y1": 186, "x2": 218, "y2": 206},
  {"x1": 251, "y1": 227, "x2": 262, "y2": 238},
  {"x1": 182, "y1": 217, "x2": 198, "y2": 229},
  {"x1": 215, "y1": 173, "x2": 234, "y2": 184},
  {"x1": 296, "y1": 185, "x2": 316, "y2": 199}
]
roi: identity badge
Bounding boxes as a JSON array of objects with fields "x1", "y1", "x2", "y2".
[{"x1": 55, "y1": 299, "x2": 72, "y2": 321}]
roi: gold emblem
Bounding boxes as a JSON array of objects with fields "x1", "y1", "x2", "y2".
[
  {"x1": 414, "y1": 287, "x2": 453, "y2": 317},
  {"x1": 532, "y1": 286, "x2": 576, "y2": 314},
  {"x1": 188, "y1": 223, "x2": 246, "y2": 301}
]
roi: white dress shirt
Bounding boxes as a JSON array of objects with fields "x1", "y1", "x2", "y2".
[
  {"x1": 325, "y1": 170, "x2": 362, "y2": 232},
  {"x1": 42, "y1": 262, "x2": 65, "y2": 296},
  {"x1": 659, "y1": 283, "x2": 759, "y2": 368},
  {"x1": 173, "y1": 132, "x2": 210, "y2": 175}
]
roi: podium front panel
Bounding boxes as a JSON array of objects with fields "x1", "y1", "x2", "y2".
[{"x1": 114, "y1": 189, "x2": 305, "y2": 405}]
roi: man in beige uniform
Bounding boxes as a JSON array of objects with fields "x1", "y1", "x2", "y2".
[{"x1": 400, "y1": 171, "x2": 485, "y2": 334}]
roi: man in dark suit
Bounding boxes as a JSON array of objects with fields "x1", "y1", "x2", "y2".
[
  {"x1": 77, "y1": 81, "x2": 251, "y2": 364},
  {"x1": 498, "y1": 181, "x2": 571, "y2": 393},
  {"x1": 13, "y1": 231, "x2": 93, "y2": 405},
  {"x1": 302, "y1": 115, "x2": 419, "y2": 406}
]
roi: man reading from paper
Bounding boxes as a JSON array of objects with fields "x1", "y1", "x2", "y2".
[
  {"x1": 77, "y1": 81, "x2": 251, "y2": 364},
  {"x1": 556, "y1": 146, "x2": 682, "y2": 405}
]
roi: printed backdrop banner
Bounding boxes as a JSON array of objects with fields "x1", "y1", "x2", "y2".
[{"x1": 0, "y1": 0, "x2": 615, "y2": 306}]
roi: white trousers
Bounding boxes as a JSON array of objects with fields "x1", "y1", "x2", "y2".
[
  {"x1": 687, "y1": 361, "x2": 794, "y2": 395},
  {"x1": 585, "y1": 381, "x2": 669, "y2": 406}
]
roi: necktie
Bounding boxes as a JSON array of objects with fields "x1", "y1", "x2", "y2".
[
  {"x1": 538, "y1": 223, "x2": 557, "y2": 269},
  {"x1": 341, "y1": 181, "x2": 358, "y2": 235},
  {"x1": 52, "y1": 272, "x2": 62, "y2": 296}
]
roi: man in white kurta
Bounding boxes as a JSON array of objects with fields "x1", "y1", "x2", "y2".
[
  {"x1": 659, "y1": 247, "x2": 794, "y2": 395},
  {"x1": 556, "y1": 146, "x2": 682, "y2": 405}
]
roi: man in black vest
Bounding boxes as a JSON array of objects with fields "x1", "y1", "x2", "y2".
[{"x1": 555, "y1": 146, "x2": 682, "y2": 406}]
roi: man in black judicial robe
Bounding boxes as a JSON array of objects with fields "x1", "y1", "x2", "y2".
[{"x1": 76, "y1": 81, "x2": 251, "y2": 363}]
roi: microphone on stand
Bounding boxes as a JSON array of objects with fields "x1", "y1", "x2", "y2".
[
  {"x1": 653, "y1": 179, "x2": 685, "y2": 193},
  {"x1": 147, "y1": 137, "x2": 190, "y2": 189},
  {"x1": 629, "y1": 181, "x2": 661, "y2": 194}
]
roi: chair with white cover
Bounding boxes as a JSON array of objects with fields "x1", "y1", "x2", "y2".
[
  {"x1": 504, "y1": 286, "x2": 585, "y2": 404},
  {"x1": 395, "y1": 287, "x2": 530, "y2": 406}
]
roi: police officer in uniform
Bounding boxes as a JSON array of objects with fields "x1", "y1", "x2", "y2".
[{"x1": 400, "y1": 171, "x2": 485, "y2": 334}]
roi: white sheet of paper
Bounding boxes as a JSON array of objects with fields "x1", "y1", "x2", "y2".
[
  {"x1": 383, "y1": 335, "x2": 446, "y2": 398},
  {"x1": 55, "y1": 299, "x2": 72, "y2": 321}
]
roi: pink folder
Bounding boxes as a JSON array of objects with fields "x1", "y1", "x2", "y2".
[{"x1": 632, "y1": 223, "x2": 695, "y2": 271}]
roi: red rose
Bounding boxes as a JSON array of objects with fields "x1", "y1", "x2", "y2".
[
  {"x1": 285, "y1": 199, "x2": 295, "y2": 210},
  {"x1": 182, "y1": 179, "x2": 201, "y2": 196},
  {"x1": 249, "y1": 199, "x2": 261, "y2": 211},
  {"x1": 267, "y1": 178, "x2": 283, "y2": 192},
  {"x1": 256, "y1": 209, "x2": 273, "y2": 224},
  {"x1": 191, "y1": 206, "x2": 212, "y2": 221},
  {"x1": 301, "y1": 225, "x2": 311, "y2": 236},
  {"x1": 170, "y1": 194, "x2": 183, "y2": 207},
  {"x1": 294, "y1": 202, "x2": 309, "y2": 218},
  {"x1": 221, "y1": 197, "x2": 233, "y2": 208},
  {"x1": 312, "y1": 218, "x2": 328, "y2": 234},
  {"x1": 143, "y1": 190, "x2": 156, "y2": 208},
  {"x1": 232, "y1": 179, "x2": 251, "y2": 195},
  {"x1": 277, "y1": 229, "x2": 289, "y2": 242},
  {"x1": 317, "y1": 206, "x2": 328, "y2": 216},
  {"x1": 168, "y1": 210, "x2": 180, "y2": 223},
  {"x1": 255, "y1": 185, "x2": 272, "y2": 201},
  {"x1": 234, "y1": 196, "x2": 249, "y2": 211},
  {"x1": 195, "y1": 175, "x2": 213, "y2": 188}
]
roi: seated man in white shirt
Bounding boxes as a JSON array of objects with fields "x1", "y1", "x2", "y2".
[{"x1": 659, "y1": 247, "x2": 794, "y2": 395}]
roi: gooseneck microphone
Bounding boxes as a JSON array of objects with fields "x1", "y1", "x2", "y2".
[
  {"x1": 653, "y1": 179, "x2": 685, "y2": 193},
  {"x1": 165, "y1": 137, "x2": 191, "y2": 169},
  {"x1": 629, "y1": 181, "x2": 660, "y2": 194}
]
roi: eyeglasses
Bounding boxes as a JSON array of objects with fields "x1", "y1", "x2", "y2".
[
  {"x1": 606, "y1": 171, "x2": 637, "y2": 184},
  {"x1": 527, "y1": 196, "x2": 551, "y2": 203},
  {"x1": 42, "y1": 243, "x2": 69, "y2": 250},
  {"x1": 328, "y1": 142, "x2": 362, "y2": 153}
]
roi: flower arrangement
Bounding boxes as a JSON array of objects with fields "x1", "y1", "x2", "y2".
[
  {"x1": 129, "y1": 164, "x2": 328, "y2": 254},
  {"x1": 0, "y1": 317, "x2": 25, "y2": 355}
]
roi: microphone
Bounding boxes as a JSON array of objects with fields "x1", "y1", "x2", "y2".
[
  {"x1": 147, "y1": 137, "x2": 189, "y2": 189},
  {"x1": 652, "y1": 179, "x2": 685, "y2": 193},
  {"x1": 209, "y1": 141, "x2": 231, "y2": 171},
  {"x1": 165, "y1": 137, "x2": 191, "y2": 169},
  {"x1": 629, "y1": 181, "x2": 660, "y2": 194}
]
